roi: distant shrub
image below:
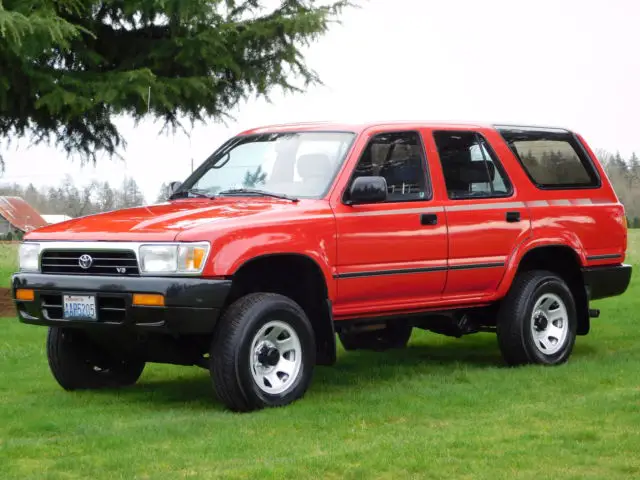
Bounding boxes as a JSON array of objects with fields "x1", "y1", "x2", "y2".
[{"x1": 0, "y1": 230, "x2": 24, "y2": 241}]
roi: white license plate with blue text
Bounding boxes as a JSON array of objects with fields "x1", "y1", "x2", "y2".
[{"x1": 63, "y1": 295, "x2": 97, "y2": 321}]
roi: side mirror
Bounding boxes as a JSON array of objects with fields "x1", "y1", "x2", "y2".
[
  {"x1": 169, "y1": 181, "x2": 182, "y2": 195},
  {"x1": 347, "y1": 176, "x2": 387, "y2": 205}
]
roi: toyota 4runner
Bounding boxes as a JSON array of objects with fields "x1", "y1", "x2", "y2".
[{"x1": 12, "y1": 121, "x2": 632, "y2": 411}]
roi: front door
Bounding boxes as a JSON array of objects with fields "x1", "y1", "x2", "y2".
[
  {"x1": 332, "y1": 130, "x2": 448, "y2": 319},
  {"x1": 430, "y1": 129, "x2": 532, "y2": 299}
]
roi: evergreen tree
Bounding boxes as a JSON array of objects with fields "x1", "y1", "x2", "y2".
[
  {"x1": 155, "y1": 182, "x2": 172, "y2": 203},
  {"x1": 627, "y1": 152, "x2": 640, "y2": 186},
  {"x1": 118, "y1": 177, "x2": 145, "y2": 208},
  {"x1": 0, "y1": 177, "x2": 146, "y2": 214},
  {"x1": 23, "y1": 183, "x2": 41, "y2": 210},
  {"x1": 0, "y1": 0, "x2": 351, "y2": 166},
  {"x1": 612, "y1": 152, "x2": 628, "y2": 173},
  {"x1": 98, "y1": 182, "x2": 116, "y2": 212},
  {"x1": 243, "y1": 166, "x2": 268, "y2": 188}
]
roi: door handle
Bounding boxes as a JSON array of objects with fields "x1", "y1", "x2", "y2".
[
  {"x1": 506, "y1": 211, "x2": 521, "y2": 223},
  {"x1": 421, "y1": 213, "x2": 438, "y2": 226}
]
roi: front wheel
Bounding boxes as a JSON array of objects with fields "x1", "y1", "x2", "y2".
[
  {"x1": 497, "y1": 270, "x2": 577, "y2": 366},
  {"x1": 210, "y1": 293, "x2": 316, "y2": 412},
  {"x1": 47, "y1": 327, "x2": 145, "y2": 390}
]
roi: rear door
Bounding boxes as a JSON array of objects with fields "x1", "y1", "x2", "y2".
[
  {"x1": 429, "y1": 129, "x2": 532, "y2": 299},
  {"x1": 332, "y1": 129, "x2": 448, "y2": 318}
]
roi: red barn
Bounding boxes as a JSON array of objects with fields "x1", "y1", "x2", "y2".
[{"x1": 0, "y1": 196, "x2": 47, "y2": 237}]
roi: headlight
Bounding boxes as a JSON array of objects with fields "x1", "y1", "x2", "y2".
[
  {"x1": 139, "y1": 243, "x2": 209, "y2": 275},
  {"x1": 19, "y1": 243, "x2": 40, "y2": 272}
]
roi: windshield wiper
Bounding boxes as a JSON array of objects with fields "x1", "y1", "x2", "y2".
[
  {"x1": 217, "y1": 188, "x2": 299, "y2": 203},
  {"x1": 169, "y1": 188, "x2": 216, "y2": 200}
]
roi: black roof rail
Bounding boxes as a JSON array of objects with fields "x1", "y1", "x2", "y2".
[{"x1": 493, "y1": 124, "x2": 571, "y2": 133}]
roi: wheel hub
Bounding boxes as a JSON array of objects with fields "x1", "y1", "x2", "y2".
[
  {"x1": 249, "y1": 320, "x2": 303, "y2": 395},
  {"x1": 256, "y1": 343, "x2": 280, "y2": 367},
  {"x1": 533, "y1": 311, "x2": 548, "y2": 331},
  {"x1": 530, "y1": 293, "x2": 569, "y2": 356}
]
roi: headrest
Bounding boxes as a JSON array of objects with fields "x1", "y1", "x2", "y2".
[
  {"x1": 380, "y1": 156, "x2": 422, "y2": 183},
  {"x1": 381, "y1": 154, "x2": 422, "y2": 169},
  {"x1": 458, "y1": 161, "x2": 495, "y2": 184},
  {"x1": 297, "y1": 153, "x2": 332, "y2": 180}
]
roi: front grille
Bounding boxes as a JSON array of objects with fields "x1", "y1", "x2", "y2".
[{"x1": 40, "y1": 250, "x2": 140, "y2": 276}]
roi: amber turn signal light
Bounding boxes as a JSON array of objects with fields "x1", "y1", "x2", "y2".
[
  {"x1": 15, "y1": 289, "x2": 35, "y2": 301},
  {"x1": 132, "y1": 293, "x2": 165, "y2": 307}
]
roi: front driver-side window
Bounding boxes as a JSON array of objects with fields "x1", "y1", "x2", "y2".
[{"x1": 347, "y1": 131, "x2": 430, "y2": 202}]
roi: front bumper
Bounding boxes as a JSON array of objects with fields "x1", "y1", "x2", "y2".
[
  {"x1": 12, "y1": 273, "x2": 232, "y2": 334},
  {"x1": 582, "y1": 263, "x2": 632, "y2": 301}
]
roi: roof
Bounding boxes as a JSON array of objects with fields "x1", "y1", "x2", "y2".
[
  {"x1": 237, "y1": 120, "x2": 571, "y2": 136},
  {"x1": 42, "y1": 214, "x2": 73, "y2": 224},
  {"x1": 0, "y1": 197, "x2": 48, "y2": 232}
]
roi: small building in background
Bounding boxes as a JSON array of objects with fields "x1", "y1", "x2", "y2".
[
  {"x1": 42, "y1": 214, "x2": 73, "y2": 225},
  {"x1": 0, "y1": 196, "x2": 48, "y2": 239}
]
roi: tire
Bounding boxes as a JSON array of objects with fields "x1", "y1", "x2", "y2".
[
  {"x1": 210, "y1": 293, "x2": 316, "y2": 412},
  {"x1": 47, "y1": 327, "x2": 145, "y2": 390},
  {"x1": 339, "y1": 323, "x2": 412, "y2": 351},
  {"x1": 497, "y1": 270, "x2": 577, "y2": 366}
]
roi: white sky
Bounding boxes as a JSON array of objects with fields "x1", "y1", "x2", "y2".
[{"x1": 2, "y1": 0, "x2": 639, "y2": 202}]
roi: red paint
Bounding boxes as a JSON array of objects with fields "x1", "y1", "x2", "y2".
[{"x1": 26, "y1": 121, "x2": 626, "y2": 320}]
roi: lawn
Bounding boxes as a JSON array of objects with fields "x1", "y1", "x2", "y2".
[
  {"x1": 0, "y1": 241, "x2": 17, "y2": 288},
  {"x1": 1, "y1": 237, "x2": 640, "y2": 479}
]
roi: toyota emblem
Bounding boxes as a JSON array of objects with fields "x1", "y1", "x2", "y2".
[{"x1": 78, "y1": 254, "x2": 93, "y2": 270}]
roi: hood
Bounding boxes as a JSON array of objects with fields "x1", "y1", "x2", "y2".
[{"x1": 26, "y1": 198, "x2": 313, "y2": 242}]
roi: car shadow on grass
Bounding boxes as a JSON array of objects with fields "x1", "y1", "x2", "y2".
[
  {"x1": 90, "y1": 372, "x2": 224, "y2": 410},
  {"x1": 90, "y1": 335, "x2": 598, "y2": 409},
  {"x1": 315, "y1": 336, "x2": 599, "y2": 389}
]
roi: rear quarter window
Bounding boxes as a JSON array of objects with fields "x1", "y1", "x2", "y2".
[{"x1": 498, "y1": 128, "x2": 601, "y2": 189}]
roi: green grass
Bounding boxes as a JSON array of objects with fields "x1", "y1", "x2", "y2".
[
  {"x1": 2, "y1": 238, "x2": 640, "y2": 479},
  {"x1": 0, "y1": 242, "x2": 17, "y2": 287}
]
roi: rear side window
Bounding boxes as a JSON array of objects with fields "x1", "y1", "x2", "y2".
[
  {"x1": 498, "y1": 128, "x2": 600, "y2": 188},
  {"x1": 433, "y1": 131, "x2": 512, "y2": 200}
]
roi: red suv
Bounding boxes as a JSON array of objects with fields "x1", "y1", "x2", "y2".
[{"x1": 12, "y1": 121, "x2": 631, "y2": 411}]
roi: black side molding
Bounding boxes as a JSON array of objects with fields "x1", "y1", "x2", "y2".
[
  {"x1": 333, "y1": 262, "x2": 503, "y2": 279},
  {"x1": 582, "y1": 264, "x2": 632, "y2": 301},
  {"x1": 586, "y1": 254, "x2": 622, "y2": 261}
]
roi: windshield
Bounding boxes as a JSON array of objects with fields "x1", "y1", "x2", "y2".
[{"x1": 179, "y1": 131, "x2": 356, "y2": 199}]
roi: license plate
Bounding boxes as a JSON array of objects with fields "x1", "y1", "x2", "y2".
[{"x1": 63, "y1": 295, "x2": 97, "y2": 321}]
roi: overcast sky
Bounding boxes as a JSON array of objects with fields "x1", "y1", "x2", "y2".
[{"x1": 2, "y1": 0, "x2": 639, "y2": 202}]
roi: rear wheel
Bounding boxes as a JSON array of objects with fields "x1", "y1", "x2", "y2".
[
  {"x1": 47, "y1": 327, "x2": 145, "y2": 390},
  {"x1": 497, "y1": 270, "x2": 577, "y2": 366},
  {"x1": 339, "y1": 323, "x2": 412, "y2": 351},
  {"x1": 210, "y1": 293, "x2": 316, "y2": 412}
]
